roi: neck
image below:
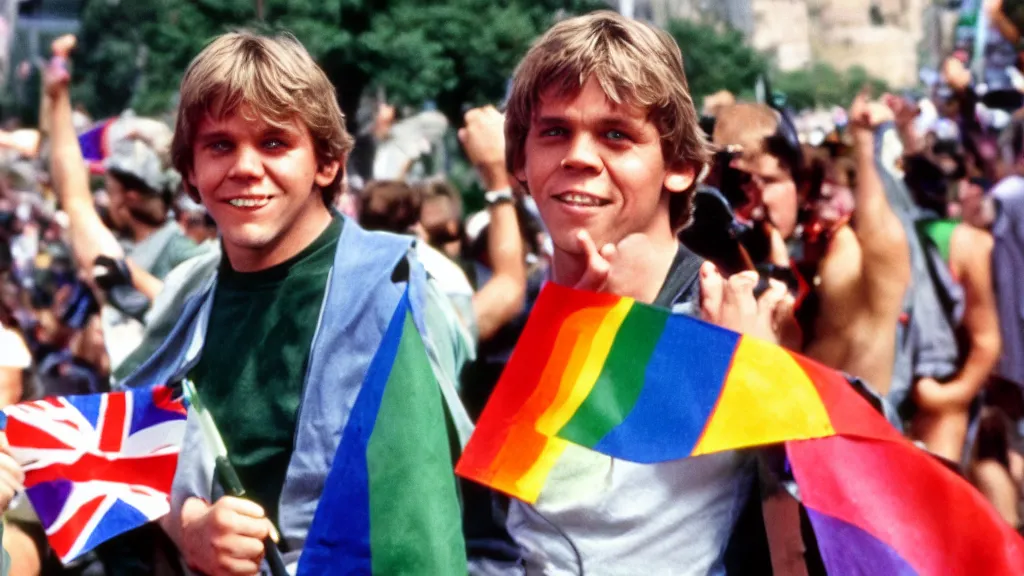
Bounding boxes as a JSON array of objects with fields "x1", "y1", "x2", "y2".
[
  {"x1": 551, "y1": 230, "x2": 679, "y2": 305},
  {"x1": 225, "y1": 203, "x2": 333, "y2": 273}
]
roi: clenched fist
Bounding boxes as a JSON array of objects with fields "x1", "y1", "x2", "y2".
[{"x1": 179, "y1": 496, "x2": 277, "y2": 576}]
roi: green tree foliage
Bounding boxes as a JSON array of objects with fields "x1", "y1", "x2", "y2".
[
  {"x1": 665, "y1": 19, "x2": 768, "y2": 107},
  {"x1": 664, "y1": 18, "x2": 889, "y2": 112},
  {"x1": 71, "y1": 0, "x2": 604, "y2": 127},
  {"x1": 773, "y1": 63, "x2": 890, "y2": 111}
]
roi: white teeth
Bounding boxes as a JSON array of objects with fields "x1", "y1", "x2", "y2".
[
  {"x1": 561, "y1": 193, "x2": 602, "y2": 206},
  {"x1": 228, "y1": 197, "x2": 269, "y2": 208}
]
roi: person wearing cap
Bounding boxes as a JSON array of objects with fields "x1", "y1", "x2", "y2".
[{"x1": 43, "y1": 36, "x2": 211, "y2": 370}]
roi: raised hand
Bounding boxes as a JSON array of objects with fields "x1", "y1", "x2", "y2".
[
  {"x1": 43, "y1": 34, "x2": 76, "y2": 98},
  {"x1": 459, "y1": 105, "x2": 509, "y2": 190},
  {"x1": 571, "y1": 230, "x2": 666, "y2": 302},
  {"x1": 699, "y1": 263, "x2": 799, "y2": 348}
]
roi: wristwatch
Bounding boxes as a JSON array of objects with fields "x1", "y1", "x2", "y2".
[{"x1": 485, "y1": 187, "x2": 515, "y2": 206}]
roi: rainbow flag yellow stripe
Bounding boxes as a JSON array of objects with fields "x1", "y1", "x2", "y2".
[{"x1": 457, "y1": 283, "x2": 885, "y2": 502}]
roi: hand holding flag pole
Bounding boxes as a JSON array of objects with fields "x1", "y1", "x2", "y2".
[{"x1": 182, "y1": 380, "x2": 288, "y2": 576}]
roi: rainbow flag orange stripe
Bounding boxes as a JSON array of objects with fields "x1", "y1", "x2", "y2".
[
  {"x1": 456, "y1": 282, "x2": 894, "y2": 502},
  {"x1": 456, "y1": 283, "x2": 1024, "y2": 575}
]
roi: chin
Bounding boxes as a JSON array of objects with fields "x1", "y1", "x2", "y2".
[{"x1": 221, "y1": 225, "x2": 280, "y2": 252}]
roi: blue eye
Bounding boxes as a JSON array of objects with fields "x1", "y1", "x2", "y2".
[
  {"x1": 207, "y1": 140, "x2": 233, "y2": 153},
  {"x1": 606, "y1": 130, "x2": 628, "y2": 141},
  {"x1": 540, "y1": 127, "x2": 566, "y2": 137},
  {"x1": 263, "y1": 139, "x2": 285, "y2": 150}
]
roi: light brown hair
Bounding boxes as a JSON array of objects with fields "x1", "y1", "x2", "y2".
[
  {"x1": 505, "y1": 10, "x2": 710, "y2": 229},
  {"x1": 359, "y1": 180, "x2": 422, "y2": 233},
  {"x1": 171, "y1": 31, "x2": 354, "y2": 206},
  {"x1": 712, "y1": 103, "x2": 778, "y2": 156}
]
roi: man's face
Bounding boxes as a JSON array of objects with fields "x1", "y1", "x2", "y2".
[
  {"x1": 102, "y1": 174, "x2": 132, "y2": 231},
  {"x1": 733, "y1": 152, "x2": 799, "y2": 238},
  {"x1": 189, "y1": 105, "x2": 339, "y2": 268},
  {"x1": 516, "y1": 77, "x2": 694, "y2": 254},
  {"x1": 419, "y1": 196, "x2": 460, "y2": 256}
]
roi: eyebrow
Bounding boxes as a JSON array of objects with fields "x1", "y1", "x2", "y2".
[
  {"x1": 534, "y1": 114, "x2": 647, "y2": 132},
  {"x1": 194, "y1": 125, "x2": 299, "y2": 144}
]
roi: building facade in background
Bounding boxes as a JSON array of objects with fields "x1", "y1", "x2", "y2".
[{"x1": 635, "y1": 0, "x2": 936, "y2": 88}]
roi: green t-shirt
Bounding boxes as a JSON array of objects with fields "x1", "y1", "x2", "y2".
[
  {"x1": 189, "y1": 217, "x2": 342, "y2": 526},
  {"x1": 917, "y1": 218, "x2": 960, "y2": 264}
]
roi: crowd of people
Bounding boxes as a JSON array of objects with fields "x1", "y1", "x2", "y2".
[{"x1": 0, "y1": 4, "x2": 1021, "y2": 575}]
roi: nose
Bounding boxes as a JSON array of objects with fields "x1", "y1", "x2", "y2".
[
  {"x1": 228, "y1": 144, "x2": 265, "y2": 181},
  {"x1": 561, "y1": 133, "x2": 602, "y2": 172}
]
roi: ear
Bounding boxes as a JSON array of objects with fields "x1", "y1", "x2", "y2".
[
  {"x1": 513, "y1": 157, "x2": 527, "y2": 187},
  {"x1": 185, "y1": 170, "x2": 202, "y2": 203},
  {"x1": 664, "y1": 162, "x2": 697, "y2": 193},
  {"x1": 315, "y1": 159, "x2": 342, "y2": 189}
]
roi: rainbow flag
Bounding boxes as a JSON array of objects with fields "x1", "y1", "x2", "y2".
[
  {"x1": 457, "y1": 283, "x2": 1024, "y2": 575},
  {"x1": 296, "y1": 289, "x2": 466, "y2": 575}
]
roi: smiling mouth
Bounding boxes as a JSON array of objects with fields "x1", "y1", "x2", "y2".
[
  {"x1": 226, "y1": 196, "x2": 271, "y2": 208},
  {"x1": 553, "y1": 192, "x2": 611, "y2": 207}
]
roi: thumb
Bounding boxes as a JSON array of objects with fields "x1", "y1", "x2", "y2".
[
  {"x1": 699, "y1": 262, "x2": 725, "y2": 324},
  {"x1": 573, "y1": 230, "x2": 610, "y2": 293}
]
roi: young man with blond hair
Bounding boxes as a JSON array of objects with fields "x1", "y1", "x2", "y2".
[
  {"x1": 498, "y1": 11, "x2": 794, "y2": 573},
  {"x1": 112, "y1": 31, "x2": 472, "y2": 574}
]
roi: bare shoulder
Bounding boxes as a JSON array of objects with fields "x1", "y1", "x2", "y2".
[
  {"x1": 817, "y1": 225, "x2": 861, "y2": 290},
  {"x1": 951, "y1": 222, "x2": 994, "y2": 252},
  {"x1": 951, "y1": 223, "x2": 994, "y2": 281}
]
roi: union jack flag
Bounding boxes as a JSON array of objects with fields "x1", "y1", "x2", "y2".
[{"x1": 2, "y1": 385, "x2": 187, "y2": 563}]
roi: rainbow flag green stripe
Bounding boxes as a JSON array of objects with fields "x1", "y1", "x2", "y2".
[
  {"x1": 456, "y1": 283, "x2": 1024, "y2": 576},
  {"x1": 559, "y1": 303, "x2": 668, "y2": 448}
]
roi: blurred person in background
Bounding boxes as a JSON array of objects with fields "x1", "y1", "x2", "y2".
[
  {"x1": 43, "y1": 36, "x2": 210, "y2": 371},
  {"x1": 712, "y1": 97, "x2": 911, "y2": 397},
  {"x1": 175, "y1": 195, "x2": 218, "y2": 247}
]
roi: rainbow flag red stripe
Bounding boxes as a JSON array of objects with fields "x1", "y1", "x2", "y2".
[{"x1": 456, "y1": 283, "x2": 1024, "y2": 575}]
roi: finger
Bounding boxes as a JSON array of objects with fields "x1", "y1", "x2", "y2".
[
  {"x1": 0, "y1": 453, "x2": 25, "y2": 487},
  {"x1": 755, "y1": 279, "x2": 788, "y2": 339},
  {"x1": 222, "y1": 511, "x2": 272, "y2": 540},
  {"x1": 266, "y1": 520, "x2": 280, "y2": 544},
  {"x1": 215, "y1": 553, "x2": 262, "y2": 576},
  {"x1": 598, "y1": 243, "x2": 617, "y2": 264},
  {"x1": 721, "y1": 271, "x2": 759, "y2": 330},
  {"x1": 216, "y1": 534, "x2": 267, "y2": 562},
  {"x1": 218, "y1": 497, "x2": 267, "y2": 520},
  {"x1": 573, "y1": 230, "x2": 610, "y2": 292},
  {"x1": 756, "y1": 279, "x2": 788, "y2": 317},
  {"x1": 699, "y1": 262, "x2": 724, "y2": 323}
]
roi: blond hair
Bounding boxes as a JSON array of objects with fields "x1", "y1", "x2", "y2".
[
  {"x1": 505, "y1": 11, "x2": 710, "y2": 230},
  {"x1": 171, "y1": 31, "x2": 354, "y2": 206}
]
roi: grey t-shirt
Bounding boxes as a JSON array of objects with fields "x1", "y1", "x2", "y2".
[{"x1": 506, "y1": 245, "x2": 758, "y2": 575}]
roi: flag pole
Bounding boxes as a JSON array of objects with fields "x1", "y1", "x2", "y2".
[{"x1": 183, "y1": 380, "x2": 288, "y2": 576}]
